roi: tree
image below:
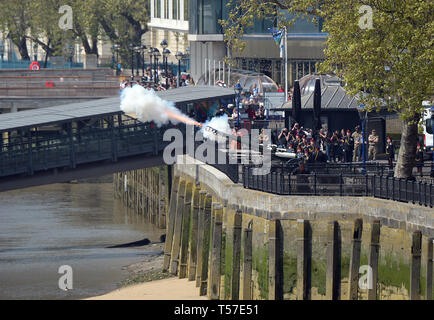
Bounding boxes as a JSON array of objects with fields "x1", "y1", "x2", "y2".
[{"x1": 221, "y1": 0, "x2": 434, "y2": 178}]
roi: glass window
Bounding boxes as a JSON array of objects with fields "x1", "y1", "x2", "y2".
[
  {"x1": 165, "y1": 0, "x2": 169, "y2": 19},
  {"x1": 172, "y1": 0, "x2": 179, "y2": 20},
  {"x1": 154, "y1": 0, "x2": 161, "y2": 18},
  {"x1": 184, "y1": 0, "x2": 189, "y2": 21}
]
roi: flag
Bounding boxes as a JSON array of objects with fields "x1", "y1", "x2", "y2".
[{"x1": 270, "y1": 28, "x2": 285, "y2": 58}]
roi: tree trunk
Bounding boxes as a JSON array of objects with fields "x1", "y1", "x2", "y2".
[
  {"x1": 394, "y1": 119, "x2": 418, "y2": 178},
  {"x1": 11, "y1": 35, "x2": 30, "y2": 60}
]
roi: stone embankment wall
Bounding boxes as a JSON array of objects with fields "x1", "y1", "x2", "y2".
[{"x1": 115, "y1": 155, "x2": 433, "y2": 300}]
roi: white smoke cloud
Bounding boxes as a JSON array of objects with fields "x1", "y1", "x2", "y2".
[
  {"x1": 120, "y1": 85, "x2": 187, "y2": 126},
  {"x1": 201, "y1": 114, "x2": 232, "y2": 142}
]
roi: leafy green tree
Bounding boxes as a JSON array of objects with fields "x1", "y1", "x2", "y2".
[
  {"x1": 0, "y1": 0, "x2": 150, "y2": 68},
  {"x1": 222, "y1": 0, "x2": 433, "y2": 178}
]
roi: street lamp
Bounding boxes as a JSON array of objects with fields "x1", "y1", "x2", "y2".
[
  {"x1": 33, "y1": 43, "x2": 38, "y2": 61},
  {"x1": 234, "y1": 83, "x2": 243, "y2": 127},
  {"x1": 129, "y1": 43, "x2": 135, "y2": 80},
  {"x1": 0, "y1": 41, "x2": 5, "y2": 62},
  {"x1": 140, "y1": 44, "x2": 146, "y2": 77},
  {"x1": 160, "y1": 40, "x2": 168, "y2": 86},
  {"x1": 175, "y1": 51, "x2": 183, "y2": 87},
  {"x1": 134, "y1": 45, "x2": 141, "y2": 77},
  {"x1": 153, "y1": 48, "x2": 161, "y2": 85},
  {"x1": 148, "y1": 47, "x2": 154, "y2": 81},
  {"x1": 358, "y1": 104, "x2": 368, "y2": 173},
  {"x1": 163, "y1": 48, "x2": 171, "y2": 89},
  {"x1": 112, "y1": 44, "x2": 120, "y2": 75}
]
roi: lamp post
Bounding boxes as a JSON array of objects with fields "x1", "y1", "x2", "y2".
[
  {"x1": 140, "y1": 44, "x2": 146, "y2": 77},
  {"x1": 0, "y1": 41, "x2": 5, "y2": 62},
  {"x1": 129, "y1": 43, "x2": 135, "y2": 80},
  {"x1": 163, "y1": 48, "x2": 171, "y2": 89},
  {"x1": 175, "y1": 51, "x2": 183, "y2": 87},
  {"x1": 134, "y1": 45, "x2": 141, "y2": 77},
  {"x1": 66, "y1": 45, "x2": 74, "y2": 68},
  {"x1": 112, "y1": 44, "x2": 120, "y2": 75},
  {"x1": 148, "y1": 47, "x2": 154, "y2": 82},
  {"x1": 153, "y1": 48, "x2": 161, "y2": 85},
  {"x1": 160, "y1": 40, "x2": 169, "y2": 89},
  {"x1": 234, "y1": 83, "x2": 243, "y2": 127},
  {"x1": 33, "y1": 43, "x2": 38, "y2": 61}
]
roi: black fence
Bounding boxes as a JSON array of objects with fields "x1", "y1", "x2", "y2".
[{"x1": 242, "y1": 165, "x2": 433, "y2": 207}]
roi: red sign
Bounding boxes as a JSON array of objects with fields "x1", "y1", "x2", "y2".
[
  {"x1": 29, "y1": 61, "x2": 40, "y2": 71},
  {"x1": 45, "y1": 80, "x2": 54, "y2": 88}
]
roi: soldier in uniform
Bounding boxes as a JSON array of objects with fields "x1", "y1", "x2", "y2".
[
  {"x1": 368, "y1": 129, "x2": 379, "y2": 160},
  {"x1": 352, "y1": 126, "x2": 361, "y2": 162}
]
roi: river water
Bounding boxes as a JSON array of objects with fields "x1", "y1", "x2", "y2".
[{"x1": 0, "y1": 181, "x2": 163, "y2": 300}]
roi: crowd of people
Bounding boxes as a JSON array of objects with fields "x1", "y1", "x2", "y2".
[
  {"x1": 272, "y1": 123, "x2": 383, "y2": 165},
  {"x1": 120, "y1": 66, "x2": 194, "y2": 91}
]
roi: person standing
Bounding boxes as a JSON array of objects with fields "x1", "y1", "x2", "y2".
[
  {"x1": 343, "y1": 130, "x2": 354, "y2": 163},
  {"x1": 415, "y1": 143, "x2": 424, "y2": 177},
  {"x1": 352, "y1": 126, "x2": 361, "y2": 162},
  {"x1": 368, "y1": 129, "x2": 379, "y2": 161},
  {"x1": 386, "y1": 136, "x2": 395, "y2": 169}
]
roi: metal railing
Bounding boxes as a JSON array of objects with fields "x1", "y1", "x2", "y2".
[{"x1": 241, "y1": 165, "x2": 433, "y2": 207}]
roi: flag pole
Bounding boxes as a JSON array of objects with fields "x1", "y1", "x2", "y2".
[{"x1": 284, "y1": 26, "x2": 288, "y2": 103}]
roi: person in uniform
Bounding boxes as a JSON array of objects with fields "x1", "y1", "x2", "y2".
[
  {"x1": 368, "y1": 129, "x2": 379, "y2": 160},
  {"x1": 352, "y1": 126, "x2": 361, "y2": 162}
]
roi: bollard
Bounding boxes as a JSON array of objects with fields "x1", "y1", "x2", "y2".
[
  {"x1": 187, "y1": 186, "x2": 201, "y2": 281},
  {"x1": 268, "y1": 218, "x2": 283, "y2": 300},
  {"x1": 368, "y1": 220, "x2": 381, "y2": 300},
  {"x1": 410, "y1": 230, "x2": 422, "y2": 300},
  {"x1": 196, "y1": 190, "x2": 208, "y2": 287},
  {"x1": 297, "y1": 219, "x2": 312, "y2": 300},
  {"x1": 348, "y1": 218, "x2": 363, "y2": 300},
  {"x1": 209, "y1": 204, "x2": 223, "y2": 300},
  {"x1": 230, "y1": 209, "x2": 242, "y2": 300},
  {"x1": 199, "y1": 194, "x2": 213, "y2": 296},
  {"x1": 326, "y1": 221, "x2": 341, "y2": 300},
  {"x1": 170, "y1": 180, "x2": 186, "y2": 275},
  {"x1": 179, "y1": 182, "x2": 193, "y2": 278},
  {"x1": 242, "y1": 220, "x2": 253, "y2": 300}
]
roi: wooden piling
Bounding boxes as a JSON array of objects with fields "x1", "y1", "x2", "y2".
[
  {"x1": 162, "y1": 175, "x2": 180, "y2": 272},
  {"x1": 158, "y1": 167, "x2": 167, "y2": 229},
  {"x1": 209, "y1": 204, "x2": 223, "y2": 300},
  {"x1": 187, "y1": 186, "x2": 201, "y2": 281},
  {"x1": 196, "y1": 190, "x2": 208, "y2": 287},
  {"x1": 170, "y1": 179, "x2": 186, "y2": 275},
  {"x1": 426, "y1": 238, "x2": 433, "y2": 300},
  {"x1": 179, "y1": 182, "x2": 193, "y2": 278},
  {"x1": 368, "y1": 219, "x2": 380, "y2": 300},
  {"x1": 242, "y1": 220, "x2": 253, "y2": 300},
  {"x1": 410, "y1": 230, "x2": 422, "y2": 300},
  {"x1": 326, "y1": 220, "x2": 341, "y2": 300},
  {"x1": 230, "y1": 209, "x2": 242, "y2": 300},
  {"x1": 268, "y1": 219, "x2": 283, "y2": 300},
  {"x1": 199, "y1": 194, "x2": 213, "y2": 296},
  {"x1": 297, "y1": 219, "x2": 312, "y2": 300},
  {"x1": 348, "y1": 218, "x2": 363, "y2": 300}
]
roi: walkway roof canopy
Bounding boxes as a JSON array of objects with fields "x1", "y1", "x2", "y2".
[{"x1": 0, "y1": 86, "x2": 236, "y2": 132}]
